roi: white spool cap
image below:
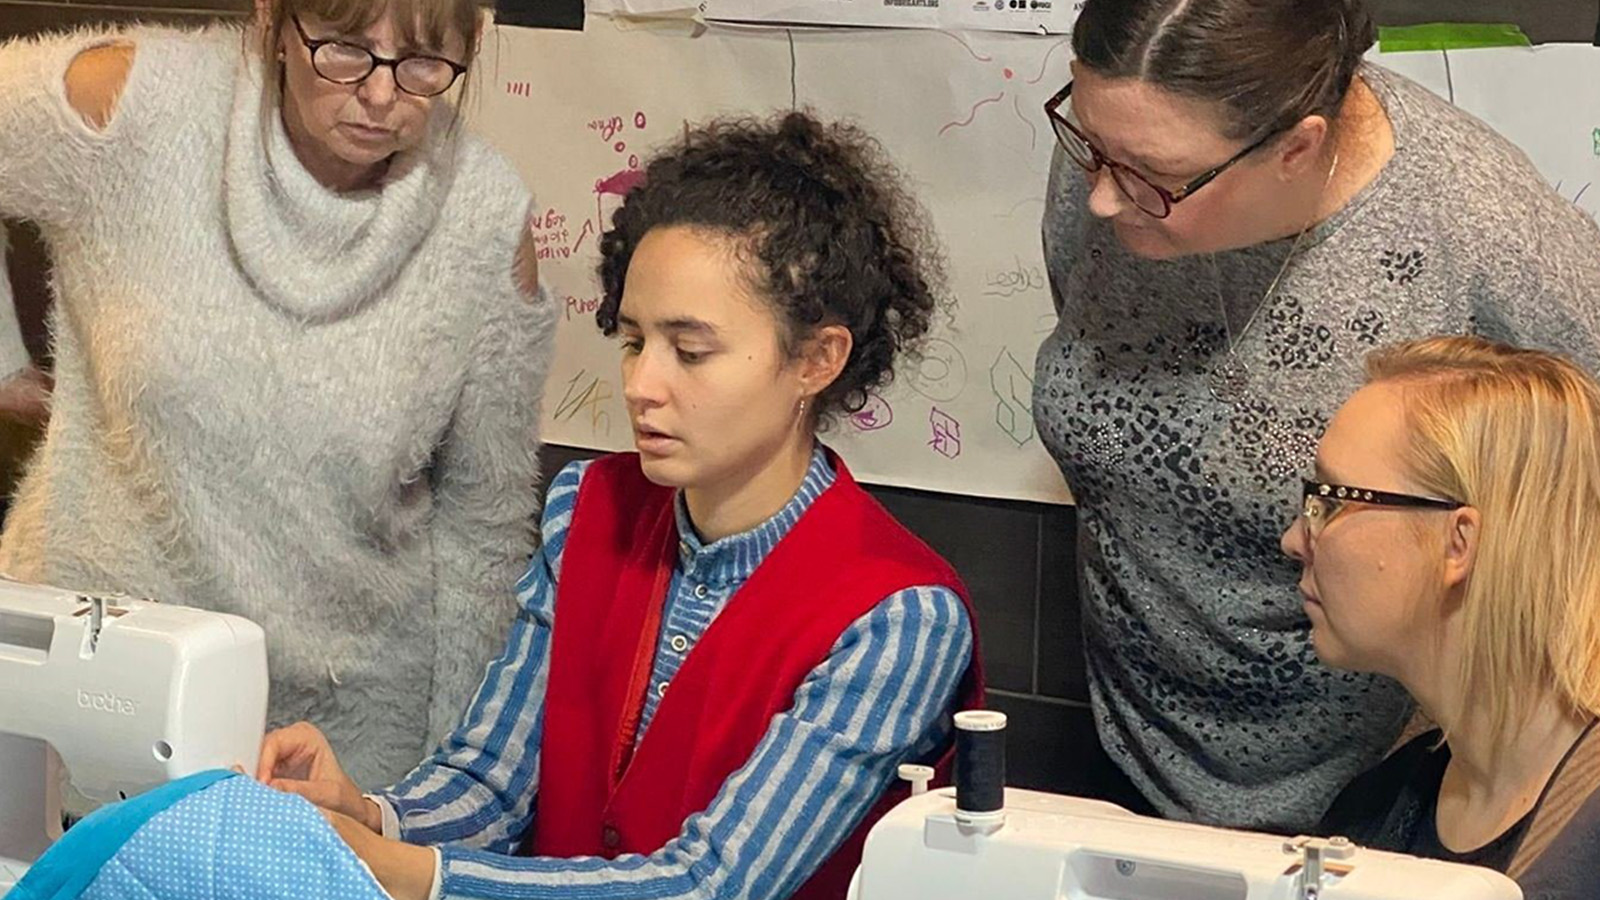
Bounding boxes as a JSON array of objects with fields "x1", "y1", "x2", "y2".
[{"x1": 954, "y1": 710, "x2": 1007, "y2": 732}]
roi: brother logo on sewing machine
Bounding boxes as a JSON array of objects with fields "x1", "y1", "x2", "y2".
[
  {"x1": 76, "y1": 689, "x2": 138, "y2": 717},
  {"x1": 0, "y1": 576, "x2": 269, "y2": 892}
]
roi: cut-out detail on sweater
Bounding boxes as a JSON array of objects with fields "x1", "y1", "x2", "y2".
[
  {"x1": 514, "y1": 208, "x2": 542, "y2": 301},
  {"x1": 64, "y1": 41, "x2": 134, "y2": 131}
]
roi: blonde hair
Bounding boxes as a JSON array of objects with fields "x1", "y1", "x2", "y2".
[
  {"x1": 255, "y1": 0, "x2": 482, "y2": 141},
  {"x1": 1365, "y1": 336, "x2": 1600, "y2": 744}
]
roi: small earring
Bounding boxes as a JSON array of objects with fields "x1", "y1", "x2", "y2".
[{"x1": 798, "y1": 398, "x2": 808, "y2": 415}]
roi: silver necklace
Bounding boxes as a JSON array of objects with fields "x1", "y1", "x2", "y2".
[{"x1": 1207, "y1": 151, "x2": 1341, "y2": 403}]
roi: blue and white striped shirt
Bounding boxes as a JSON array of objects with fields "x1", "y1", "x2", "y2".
[{"x1": 374, "y1": 448, "x2": 974, "y2": 900}]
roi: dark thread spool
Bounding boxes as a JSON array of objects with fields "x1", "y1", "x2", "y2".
[{"x1": 954, "y1": 710, "x2": 1006, "y2": 815}]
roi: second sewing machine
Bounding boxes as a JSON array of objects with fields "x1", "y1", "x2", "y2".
[{"x1": 0, "y1": 578, "x2": 267, "y2": 890}]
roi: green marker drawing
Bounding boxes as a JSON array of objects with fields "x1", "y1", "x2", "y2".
[{"x1": 1593, "y1": 127, "x2": 1600, "y2": 157}]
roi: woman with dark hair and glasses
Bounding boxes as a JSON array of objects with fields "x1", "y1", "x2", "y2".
[
  {"x1": 1033, "y1": 0, "x2": 1600, "y2": 831},
  {"x1": 1287, "y1": 336, "x2": 1600, "y2": 898},
  {"x1": 0, "y1": 0, "x2": 554, "y2": 788}
]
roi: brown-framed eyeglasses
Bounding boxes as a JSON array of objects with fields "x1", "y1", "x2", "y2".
[
  {"x1": 1043, "y1": 80, "x2": 1282, "y2": 219},
  {"x1": 291, "y1": 15, "x2": 466, "y2": 99}
]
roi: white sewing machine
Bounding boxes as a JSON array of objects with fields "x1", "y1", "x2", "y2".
[
  {"x1": 854, "y1": 709, "x2": 1522, "y2": 900},
  {"x1": 0, "y1": 578, "x2": 267, "y2": 891},
  {"x1": 852, "y1": 784, "x2": 1524, "y2": 900}
]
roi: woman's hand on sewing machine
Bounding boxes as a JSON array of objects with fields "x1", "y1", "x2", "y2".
[
  {"x1": 257, "y1": 721, "x2": 381, "y2": 832},
  {"x1": 323, "y1": 807, "x2": 436, "y2": 900}
]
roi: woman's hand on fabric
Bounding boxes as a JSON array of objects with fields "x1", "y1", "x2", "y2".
[
  {"x1": 323, "y1": 807, "x2": 437, "y2": 900},
  {"x1": 0, "y1": 365, "x2": 51, "y2": 423},
  {"x1": 257, "y1": 721, "x2": 379, "y2": 830}
]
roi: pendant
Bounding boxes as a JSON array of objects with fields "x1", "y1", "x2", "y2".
[{"x1": 1208, "y1": 355, "x2": 1251, "y2": 404}]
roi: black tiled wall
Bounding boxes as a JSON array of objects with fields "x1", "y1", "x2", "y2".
[{"x1": 3, "y1": 0, "x2": 1596, "y2": 813}]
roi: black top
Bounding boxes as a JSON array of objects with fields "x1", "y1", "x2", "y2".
[
  {"x1": 1319, "y1": 724, "x2": 1600, "y2": 900},
  {"x1": 1319, "y1": 729, "x2": 1531, "y2": 871}
]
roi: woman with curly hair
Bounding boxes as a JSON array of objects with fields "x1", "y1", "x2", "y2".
[{"x1": 253, "y1": 109, "x2": 984, "y2": 900}]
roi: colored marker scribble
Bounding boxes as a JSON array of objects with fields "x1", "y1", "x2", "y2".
[
  {"x1": 929, "y1": 407, "x2": 963, "y2": 459},
  {"x1": 849, "y1": 392, "x2": 895, "y2": 432}
]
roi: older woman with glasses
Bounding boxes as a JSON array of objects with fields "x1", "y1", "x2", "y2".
[
  {"x1": 1287, "y1": 336, "x2": 1600, "y2": 898},
  {"x1": 1033, "y1": 0, "x2": 1600, "y2": 831},
  {"x1": 0, "y1": 0, "x2": 554, "y2": 787}
]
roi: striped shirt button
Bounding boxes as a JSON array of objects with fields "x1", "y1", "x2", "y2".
[
  {"x1": 693, "y1": 584, "x2": 708, "y2": 599},
  {"x1": 656, "y1": 681, "x2": 669, "y2": 698},
  {"x1": 669, "y1": 634, "x2": 689, "y2": 653}
]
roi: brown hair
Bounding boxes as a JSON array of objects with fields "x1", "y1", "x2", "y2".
[
  {"x1": 255, "y1": 0, "x2": 481, "y2": 135},
  {"x1": 1071, "y1": 0, "x2": 1377, "y2": 141}
]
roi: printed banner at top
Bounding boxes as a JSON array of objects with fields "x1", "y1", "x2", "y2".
[{"x1": 584, "y1": 0, "x2": 1080, "y2": 34}]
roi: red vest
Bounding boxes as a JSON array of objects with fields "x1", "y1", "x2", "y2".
[{"x1": 523, "y1": 452, "x2": 983, "y2": 900}]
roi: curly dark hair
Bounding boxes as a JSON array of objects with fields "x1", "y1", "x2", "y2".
[{"x1": 597, "y1": 110, "x2": 949, "y2": 427}]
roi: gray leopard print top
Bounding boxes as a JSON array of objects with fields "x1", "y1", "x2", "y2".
[{"x1": 1034, "y1": 63, "x2": 1600, "y2": 830}]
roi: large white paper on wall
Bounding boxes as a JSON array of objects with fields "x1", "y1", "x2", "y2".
[
  {"x1": 1436, "y1": 45, "x2": 1600, "y2": 216},
  {"x1": 475, "y1": 20, "x2": 1077, "y2": 502},
  {"x1": 474, "y1": 22, "x2": 1600, "y2": 503}
]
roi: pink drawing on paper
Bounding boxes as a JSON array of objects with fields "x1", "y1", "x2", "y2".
[
  {"x1": 936, "y1": 33, "x2": 1070, "y2": 149},
  {"x1": 928, "y1": 407, "x2": 963, "y2": 459},
  {"x1": 528, "y1": 109, "x2": 657, "y2": 267},
  {"x1": 849, "y1": 392, "x2": 895, "y2": 432}
]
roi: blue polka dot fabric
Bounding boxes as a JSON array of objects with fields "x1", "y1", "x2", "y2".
[{"x1": 74, "y1": 776, "x2": 389, "y2": 900}]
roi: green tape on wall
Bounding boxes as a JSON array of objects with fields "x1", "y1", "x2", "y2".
[{"x1": 1378, "y1": 23, "x2": 1531, "y2": 52}]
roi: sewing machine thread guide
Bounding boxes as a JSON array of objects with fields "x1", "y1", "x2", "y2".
[{"x1": 1283, "y1": 835, "x2": 1357, "y2": 899}]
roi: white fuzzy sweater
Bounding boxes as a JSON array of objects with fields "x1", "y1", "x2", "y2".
[{"x1": 0, "y1": 25, "x2": 555, "y2": 786}]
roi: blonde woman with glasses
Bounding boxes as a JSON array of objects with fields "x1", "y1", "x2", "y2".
[
  {"x1": 1284, "y1": 336, "x2": 1600, "y2": 897},
  {"x1": 0, "y1": 0, "x2": 554, "y2": 787}
]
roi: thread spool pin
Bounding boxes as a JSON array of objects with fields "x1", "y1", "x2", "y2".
[{"x1": 898, "y1": 764, "x2": 935, "y2": 796}]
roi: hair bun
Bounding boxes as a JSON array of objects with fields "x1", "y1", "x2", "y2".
[{"x1": 1339, "y1": 0, "x2": 1378, "y2": 57}]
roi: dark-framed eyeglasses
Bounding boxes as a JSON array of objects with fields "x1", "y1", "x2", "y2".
[
  {"x1": 1299, "y1": 479, "x2": 1465, "y2": 540},
  {"x1": 291, "y1": 16, "x2": 466, "y2": 99},
  {"x1": 1043, "y1": 80, "x2": 1281, "y2": 219}
]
